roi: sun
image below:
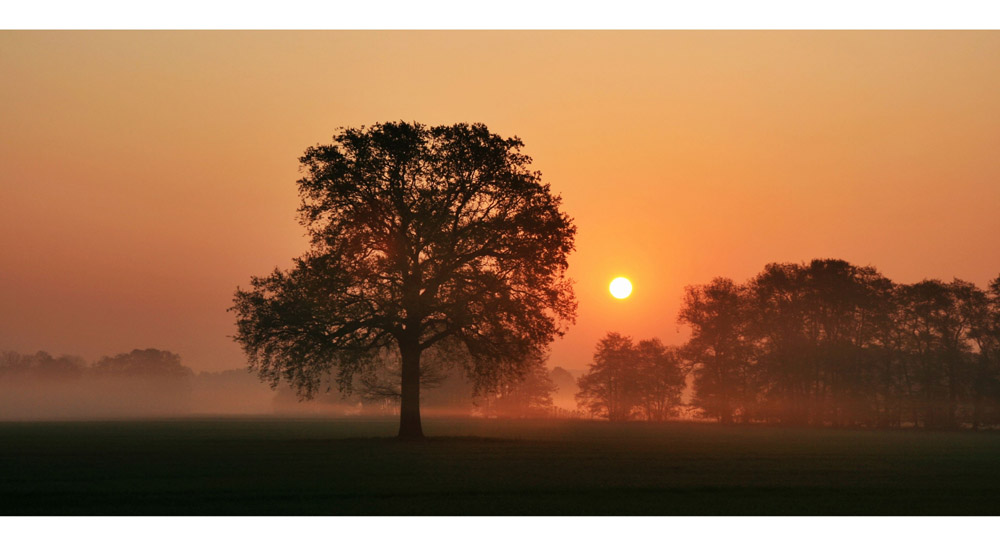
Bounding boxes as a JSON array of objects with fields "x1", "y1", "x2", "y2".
[{"x1": 609, "y1": 277, "x2": 632, "y2": 299}]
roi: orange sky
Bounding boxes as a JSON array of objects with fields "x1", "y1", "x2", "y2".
[{"x1": 2, "y1": 31, "x2": 1000, "y2": 373}]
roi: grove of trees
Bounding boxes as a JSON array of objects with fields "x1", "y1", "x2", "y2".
[
  {"x1": 1, "y1": 348, "x2": 192, "y2": 382},
  {"x1": 678, "y1": 259, "x2": 1000, "y2": 429},
  {"x1": 576, "y1": 333, "x2": 685, "y2": 421},
  {"x1": 573, "y1": 259, "x2": 1000, "y2": 430},
  {"x1": 0, "y1": 348, "x2": 197, "y2": 418}
]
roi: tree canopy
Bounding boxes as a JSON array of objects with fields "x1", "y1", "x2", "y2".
[{"x1": 231, "y1": 121, "x2": 576, "y2": 438}]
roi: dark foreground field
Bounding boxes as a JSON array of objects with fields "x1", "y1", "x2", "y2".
[{"x1": 1, "y1": 417, "x2": 998, "y2": 515}]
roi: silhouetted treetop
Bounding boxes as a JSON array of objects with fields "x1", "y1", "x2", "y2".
[
  {"x1": 0, "y1": 351, "x2": 85, "y2": 380},
  {"x1": 92, "y1": 349, "x2": 192, "y2": 379}
]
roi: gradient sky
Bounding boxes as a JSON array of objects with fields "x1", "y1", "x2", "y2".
[{"x1": 2, "y1": 31, "x2": 1000, "y2": 372}]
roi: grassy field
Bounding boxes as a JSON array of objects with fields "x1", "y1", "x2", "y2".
[{"x1": 0, "y1": 417, "x2": 998, "y2": 515}]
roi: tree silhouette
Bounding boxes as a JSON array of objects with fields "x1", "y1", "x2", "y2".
[
  {"x1": 747, "y1": 260, "x2": 894, "y2": 426},
  {"x1": 576, "y1": 333, "x2": 685, "y2": 422},
  {"x1": 231, "y1": 122, "x2": 576, "y2": 439},
  {"x1": 576, "y1": 333, "x2": 639, "y2": 421},
  {"x1": 634, "y1": 339, "x2": 686, "y2": 422},
  {"x1": 92, "y1": 348, "x2": 192, "y2": 379},
  {"x1": 549, "y1": 365, "x2": 577, "y2": 399},
  {"x1": 678, "y1": 278, "x2": 752, "y2": 424},
  {"x1": 967, "y1": 276, "x2": 1000, "y2": 429},
  {"x1": 898, "y1": 279, "x2": 979, "y2": 429}
]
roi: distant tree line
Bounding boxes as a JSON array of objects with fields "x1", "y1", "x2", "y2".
[
  {"x1": 680, "y1": 259, "x2": 1000, "y2": 429},
  {"x1": 577, "y1": 260, "x2": 1000, "y2": 430},
  {"x1": 0, "y1": 348, "x2": 198, "y2": 418},
  {"x1": 0, "y1": 348, "x2": 192, "y2": 381},
  {"x1": 0, "y1": 347, "x2": 580, "y2": 419}
]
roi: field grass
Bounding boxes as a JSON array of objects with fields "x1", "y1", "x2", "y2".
[{"x1": 0, "y1": 416, "x2": 998, "y2": 515}]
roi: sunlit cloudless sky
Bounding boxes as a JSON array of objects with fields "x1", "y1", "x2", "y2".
[{"x1": 2, "y1": 31, "x2": 1000, "y2": 372}]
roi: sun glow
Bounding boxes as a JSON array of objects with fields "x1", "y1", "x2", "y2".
[{"x1": 609, "y1": 277, "x2": 632, "y2": 299}]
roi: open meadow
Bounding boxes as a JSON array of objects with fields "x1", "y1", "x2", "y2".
[{"x1": 0, "y1": 417, "x2": 998, "y2": 515}]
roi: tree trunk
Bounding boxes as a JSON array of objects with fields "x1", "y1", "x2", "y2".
[
  {"x1": 972, "y1": 392, "x2": 982, "y2": 431},
  {"x1": 946, "y1": 354, "x2": 959, "y2": 429},
  {"x1": 398, "y1": 339, "x2": 424, "y2": 440},
  {"x1": 719, "y1": 393, "x2": 733, "y2": 424}
]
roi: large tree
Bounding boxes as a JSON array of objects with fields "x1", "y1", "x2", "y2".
[{"x1": 231, "y1": 122, "x2": 576, "y2": 439}]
